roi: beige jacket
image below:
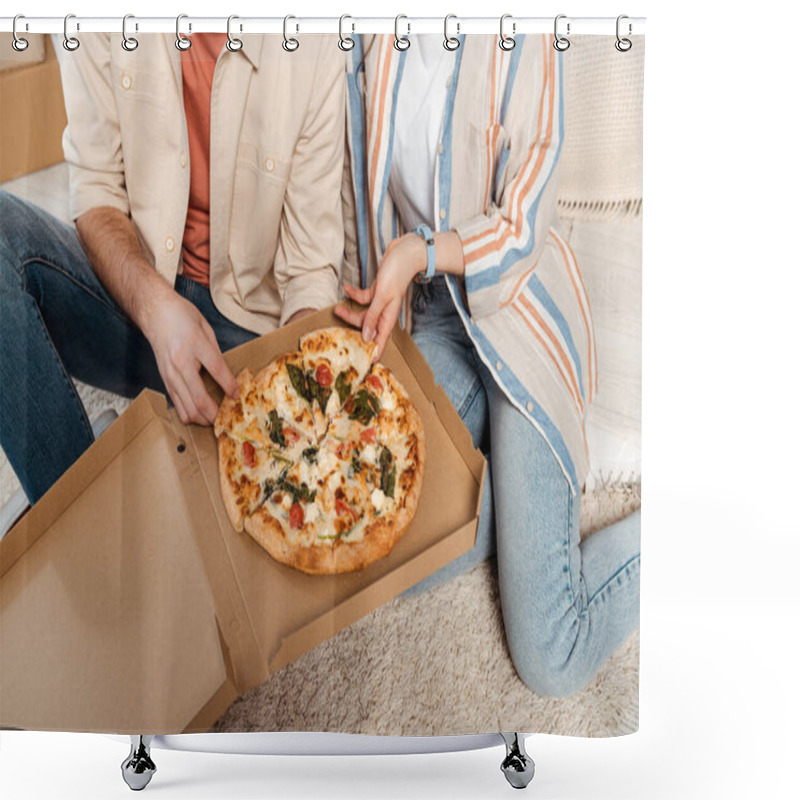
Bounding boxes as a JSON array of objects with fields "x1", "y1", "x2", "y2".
[{"x1": 56, "y1": 34, "x2": 346, "y2": 332}]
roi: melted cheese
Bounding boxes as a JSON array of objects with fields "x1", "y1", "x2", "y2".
[
  {"x1": 370, "y1": 488, "x2": 385, "y2": 512},
  {"x1": 317, "y1": 447, "x2": 338, "y2": 477},
  {"x1": 305, "y1": 502, "x2": 320, "y2": 525},
  {"x1": 327, "y1": 390, "x2": 341, "y2": 417},
  {"x1": 381, "y1": 390, "x2": 397, "y2": 412}
]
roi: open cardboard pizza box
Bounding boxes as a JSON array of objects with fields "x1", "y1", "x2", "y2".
[{"x1": 0, "y1": 307, "x2": 486, "y2": 734}]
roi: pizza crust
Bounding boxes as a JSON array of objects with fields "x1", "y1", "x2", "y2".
[{"x1": 217, "y1": 433, "x2": 248, "y2": 533}]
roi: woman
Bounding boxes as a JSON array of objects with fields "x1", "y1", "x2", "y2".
[{"x1": 336, "y1": 33, "x2": 640, "y2": 697}]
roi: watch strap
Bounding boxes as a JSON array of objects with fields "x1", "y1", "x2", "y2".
[{"x1": 413, "y1": 223, "x2": 436, "y2": 283}]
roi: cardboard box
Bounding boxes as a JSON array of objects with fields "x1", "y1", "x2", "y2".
[
  {"x1": 0, "y1": 36, "x2": 67, "y2": 183},
  {"x1": 0, "y1": 307, "x2": 486, "y2": 734}
]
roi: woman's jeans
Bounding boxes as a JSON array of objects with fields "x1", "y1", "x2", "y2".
[
  {"x1": 0, "y1": 190, "x2": 256, "y2": 504},
  {"x1": 407, "y1": 276, "x2": 641, "y2": 696}
]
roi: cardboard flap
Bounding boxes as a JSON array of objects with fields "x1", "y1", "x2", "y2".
[{"x1": 0, "y1": 392, "x2": 230, "y2": 733}]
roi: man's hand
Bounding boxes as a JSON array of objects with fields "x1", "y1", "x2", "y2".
[
  {"x1": 140, "y1": 286, "x2": 239, "y2": 426},
  {"x1": 76, "y1": 207, "x2": 238, "y2": 426}
]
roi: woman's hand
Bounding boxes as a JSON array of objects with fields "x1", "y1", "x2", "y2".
[{"x1": 335, "y1": 233, "x2": 425, "y2": 360}]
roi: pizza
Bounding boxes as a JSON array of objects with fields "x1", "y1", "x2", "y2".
[{"x1": 213, "y1": 327, "x2": 426, "y2": 575}]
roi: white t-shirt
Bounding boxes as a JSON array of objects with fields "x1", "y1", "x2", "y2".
[{"x1": 388, "y1": 36, "x2": 452, "y2": 232}]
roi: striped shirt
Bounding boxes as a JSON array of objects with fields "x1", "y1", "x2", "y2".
[{"x1": 342, "y1": 34, "x2": 597, "y2": 493}]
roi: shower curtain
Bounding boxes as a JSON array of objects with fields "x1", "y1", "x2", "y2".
[{"x1": 0, "y1": 21, "x2": 644, "y2": 741}]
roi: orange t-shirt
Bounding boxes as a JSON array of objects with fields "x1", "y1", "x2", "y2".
[{"x1": 180, "y1": 33, "x2": 227, "y2": 287}]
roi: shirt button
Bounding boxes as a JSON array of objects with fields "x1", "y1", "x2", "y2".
[
  {"x1": 121, "y1": 74, "x2": 132, "y2": 90},
  {"x1": 165, "y1": 236, "x2": 175, "y2": 253},
  {"x1": 264, "y1": 158, "x2": 275, "y2": 173},
  {"x1": 439, "y1": 208, "x2": 446, "y2": 220},
  {"x1": 179, "y1": 150, "x2": 187, "y2": 168},
  {"x1": 496, "y1": 361, "x2": 503, "y2": 372},
  {"x1": 437, "y1": 142, "x2": 443, "y2": 155},
  {"x1": 446, "y1": 75, "x2": 452, "y2": 88},
  {"x1": 526, "y1": 401, "x2": 534, "y2": 413}
]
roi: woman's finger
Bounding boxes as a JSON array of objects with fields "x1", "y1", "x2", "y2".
[
  {"x1": 343, "y1": 283, "x2": 375, "y2": 305},
  {"x1": 372, "y1": 297, "x2": 402, "y2": 361},
  {"x1": 361, "y1": 288, "x2": 390, "y2": 344},
  {"x1": 334, "y1": 303, "x2": 367, "y2": 329}
]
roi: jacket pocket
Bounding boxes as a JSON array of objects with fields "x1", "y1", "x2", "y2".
[
  {"x1": 228, "y1": 143, "x2": 290, "y2": 309},
  {"x1": 470, "y1": 122, "x2": 509, "y2": 214}
]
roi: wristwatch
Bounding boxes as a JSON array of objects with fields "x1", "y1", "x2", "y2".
[{"x1": 412, "y1": 223, "x2": 436, "y2": 284}]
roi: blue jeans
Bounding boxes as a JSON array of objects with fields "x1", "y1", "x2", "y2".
[
  {"x1": 0, "y1": 190, "x2": 256, "y2": 504},
  {"x1": 406, "y1": 276, "x2": 641, "y2": 697}
]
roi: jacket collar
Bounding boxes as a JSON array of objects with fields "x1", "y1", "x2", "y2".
[{"x1": 166, "y1": 32, "x2": 265, "y2": 96}]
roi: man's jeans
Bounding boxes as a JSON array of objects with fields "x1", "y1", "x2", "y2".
[
  {"x1": 0, "y1": 190, "x2": 256, "y2": 504},
  {"x1": 406, "y1": 276, "x2": 641, "y2": 697}
]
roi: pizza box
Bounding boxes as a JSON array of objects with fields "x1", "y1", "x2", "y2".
[{"x1": 0, "y1": 306, "x2": 486, "y2": 734}]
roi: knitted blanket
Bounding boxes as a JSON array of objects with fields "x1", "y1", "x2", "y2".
[{"x1": 559, "y1": 35, "x2": 645, "y2": 221}]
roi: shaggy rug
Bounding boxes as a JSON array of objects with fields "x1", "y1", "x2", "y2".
[{"x1": 1, "y1": 382, "x2": 640, "y2": 738}]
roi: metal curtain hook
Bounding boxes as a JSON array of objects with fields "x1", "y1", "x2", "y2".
[
  {"x1": 444, "y1": 14, "x2": 460, "y2": 51},
  {"x1": 63, "y1": 13, "x2": 80, "y2": 51},
  {"x1": 12, "y1": 14, "x2": 29, "y2": 52},
  {"x1": 499, "y1": 14, "x2": 516, "y2": 51},
  {"x1": 283, "y1": 15, "x2": 299, "y2": 52},
  {"x1": 175, "y1": 14, "x2": 191, "y2": 50},
  {"x1": 226, "y1": 14, "x2": 243, "y2": 52},
  {"x1": 394, "y1": 15, "x2": 410, "y2": 51},
  {"x1": 338, "y1": 14, "x2": 355, "y2": 51},
  {"x1": 121, "y1": 14, "x2": 138, "y2": 51},
  {"x1": 554, "y1": 14, "x2": 570, "y2": 51},
  {"x1": 615, "y1": 14, "x2": 632, "y2": 51}
]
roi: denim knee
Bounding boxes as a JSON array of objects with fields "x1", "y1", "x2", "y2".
[
  {"x1": 508, "y1": 647, "x2": 594, "y2": 698},
  {"x1": 504, "y1": 611, "x2": 598, "y2": 698}
]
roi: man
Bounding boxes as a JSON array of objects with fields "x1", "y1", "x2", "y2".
[{"x1": 0, "y1": 32, "x2": 345, "y2": 507}]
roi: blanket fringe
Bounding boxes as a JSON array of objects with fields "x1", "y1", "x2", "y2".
[{"x1": 558, "y1": 197, "x2": 643, "y2": 222}]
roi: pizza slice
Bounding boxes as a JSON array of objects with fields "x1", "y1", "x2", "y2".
[
  {"x1": 215, "y1": 357, "x2": 317, "y2": 531},
  {"x1": 337, "y1": 363, "x2": 424, "y2": 519},
  {"x1": 299, "y1": 327, "x2": 378, "y2": 434}
]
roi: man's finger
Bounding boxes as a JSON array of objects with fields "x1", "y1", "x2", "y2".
[
  {"x1": 195, "y1": 322, "x2": 239, "y2": 398},
  {"x1": 334, "y1": 303, "x2": 367, "y2": 328},
  {"x1": 197, "y1": 334, "x2": 239, "y2": 400},
  {"x1": 184, "y1": 365, "x2": 219, "y2": 425},
  {"x1": 170, "y1": 385, "x2": 189, "y2": 425},
  {"x1": 165, "y1": 372, "x2": 191, "y2": 425},
  {"x1": 170, "y1": 369, "x2": 205, "y2": 425}
]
